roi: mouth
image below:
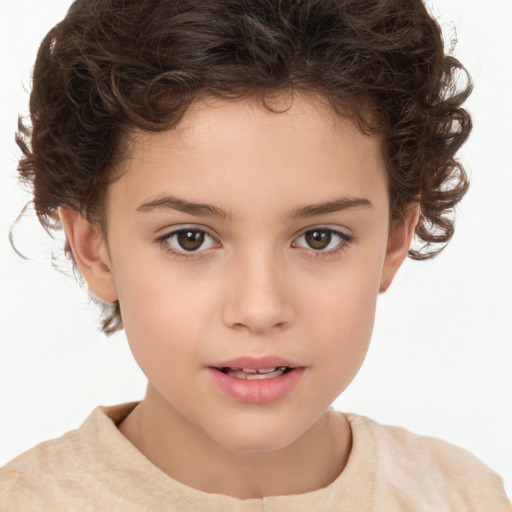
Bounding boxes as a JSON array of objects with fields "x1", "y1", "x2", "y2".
[
  {"x1": 208, "y1": 362, "x2": 305, "y2": 404},
  {"x1": 216, "y1": 366, "x2": 293, "y2": 380}
]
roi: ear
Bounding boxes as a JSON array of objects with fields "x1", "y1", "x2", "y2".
[
  {"x1": 58, "y1": 207, "x2": 118, "y2": 302},
  {"x1": 379, "y1": 204, "x2": 420, "y2": 293}
]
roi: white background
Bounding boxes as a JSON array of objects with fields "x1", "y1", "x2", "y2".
[{"x1": 1, "y1": 0, "x2": 511, "y2": 501}]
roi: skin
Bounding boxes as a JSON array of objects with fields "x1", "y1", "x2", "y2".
[{"x1": 60, "y1": 94, "x2": 419, "y2": 499}]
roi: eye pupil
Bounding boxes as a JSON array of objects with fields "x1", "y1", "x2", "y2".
[
  {"x1": 305, "y1": 230, "x2": 331, "y2": 250},
  {"x1": 177, "y1": 230, "x2": 205, "y2": 251}
]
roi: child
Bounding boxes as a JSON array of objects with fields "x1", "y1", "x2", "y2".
[{"x1": 1, "y1": 0, "x2": 511, "y2": 509}]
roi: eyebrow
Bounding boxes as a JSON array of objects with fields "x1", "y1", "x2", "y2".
[
  {"x1": 136, "y1": 194, "x2": 372, "y2": 220},
  {"x1": 137, "y1": 195, "x2": 233, "y2": 220},
  {"x1": 289, "y1": 196, "x2": 373, "y2": 217}
]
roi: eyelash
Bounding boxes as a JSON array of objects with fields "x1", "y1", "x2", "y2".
[
  {"x1": 293, "y1": 228, "x2": 354, "y2": 259},
  {"x1": 155, "y1": 226, "x2": 355, "y2": 261},
  {"x1": 156, "y1": 227, "x2": 219, "y2": 261}
]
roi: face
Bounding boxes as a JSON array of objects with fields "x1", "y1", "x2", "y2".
[{"x1": 73, "y1": 94, "x2": 413, "y2": 453}]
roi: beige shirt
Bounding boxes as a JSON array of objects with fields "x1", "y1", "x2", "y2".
[{"x1": 1, "y1": 402, "x2": 510, "y2": 511}]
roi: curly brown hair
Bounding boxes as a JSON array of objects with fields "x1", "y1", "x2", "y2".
[{"x1": 16, "y1": 0, "x2": 472, "y2": 333}]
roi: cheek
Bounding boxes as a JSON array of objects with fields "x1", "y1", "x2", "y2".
[
  {"x1": 114, "y1": 263, "x2": 215, "y2": 378},
  {"x1": 303, "y1": 260, "x2": 381, "y2": 376},
  {"x1": 317, "y1": 284, "x2": 377, "y2": 350}
]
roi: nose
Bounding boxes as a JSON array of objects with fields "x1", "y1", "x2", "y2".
[{"x1": 222, "y1": 248, "x2": 295, "y2": 335}]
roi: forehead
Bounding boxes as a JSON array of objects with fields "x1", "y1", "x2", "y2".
[{"x1": 111, "y1": 94, "x2": 389, "y2": 219}]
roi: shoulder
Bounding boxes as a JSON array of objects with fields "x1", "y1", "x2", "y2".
[
  {"x1": 343, "y1": 413, "x2": 512, "y2": 511},
  {"x1": 0, "y1": 428, "x2": 84, "y2": 511},
  {"x1": 346, "y1": 412, "x2": 490, "y2": 471},
  {"x1": 0, "y1": 402, "x2": 139, "y2": 512}
]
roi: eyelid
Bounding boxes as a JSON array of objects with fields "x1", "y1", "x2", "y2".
[
  {"x1": 292, "y1": 226, "x2": 355, "y2": 257},
  {"x1": 155, "y1": 224, "x2": 355, "y2": 260},
  {"x1": 155, "y1": 225, "x2": 221, "y2": 258},
  {"x1": 293, "y1": 225, "x2": 353, "y2": 243}
]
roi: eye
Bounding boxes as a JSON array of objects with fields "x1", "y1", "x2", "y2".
[
  {"x1": 293, "y1": 228, "x2": 351, "y2": 253},
  {"x1": 161, "y1": 228, "x2": 218, "y2": 254}
]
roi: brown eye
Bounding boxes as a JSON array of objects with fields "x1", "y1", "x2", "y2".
[
  {"x1": 304, "y1": 229, "x2": 332, "y2": 250},
  {"x1": 176, "y1": 230, "x2": 205, "y2": 251},
  {"x1": 163, "y1": 228, "x2": 217, "y2": 254},
  {"x1": 294, "y1": 228, "x2": 350, "y2": 254}
]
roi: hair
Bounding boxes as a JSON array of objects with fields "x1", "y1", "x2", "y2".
[{"x1": 15, "y1": 0, "x2": 472, "y2": 333}]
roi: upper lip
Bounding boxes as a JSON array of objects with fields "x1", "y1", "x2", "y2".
[{"x1": 210, "y1": 356, "x2": 302, "y2": 370}]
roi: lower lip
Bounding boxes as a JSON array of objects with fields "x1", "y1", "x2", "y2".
[{"x1": 207, "y1": 367, "x2": 305, "y2": 404}]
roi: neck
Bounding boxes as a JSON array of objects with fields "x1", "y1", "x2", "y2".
[{"x1": 118, "y1": 385, "x2": 352, "y2": 499}]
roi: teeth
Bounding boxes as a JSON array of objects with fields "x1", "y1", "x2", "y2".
[{"x1": 222, "y1": 366, "x2": 290, "y2": 380}]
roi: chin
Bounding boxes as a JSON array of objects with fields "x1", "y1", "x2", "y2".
[{"x1": 205, "y1": 414, "x2": 307, "y2": 454}]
